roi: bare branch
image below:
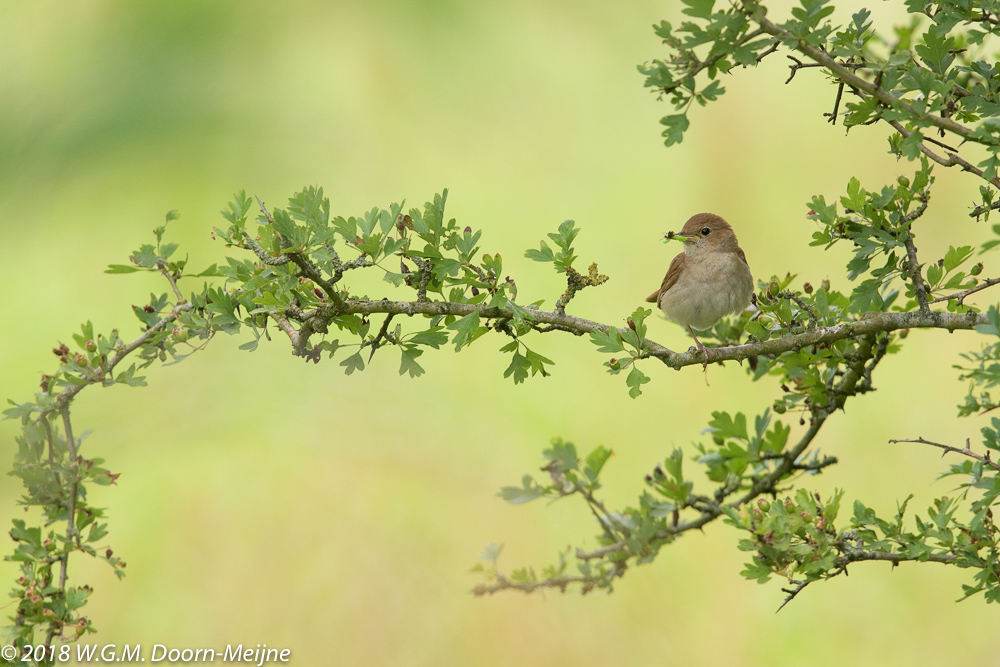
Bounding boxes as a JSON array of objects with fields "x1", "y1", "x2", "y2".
[{"x1": 889, "y1": 437, "x2": 1000, "y2": 473}]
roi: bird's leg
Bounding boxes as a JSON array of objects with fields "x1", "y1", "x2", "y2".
[{"x1": 688, "y1": 325, "x2": 711, "y2": 371}]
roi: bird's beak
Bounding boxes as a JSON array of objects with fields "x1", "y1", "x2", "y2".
[{"x1": 662, "y1": 231, "x2": 690, "y2": 244}]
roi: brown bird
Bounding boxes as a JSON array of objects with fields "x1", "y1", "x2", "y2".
[{"x1": 646, "y1": 213, "x2": 754, "y2": 368}]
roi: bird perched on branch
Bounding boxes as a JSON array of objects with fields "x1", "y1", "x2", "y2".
[{"x1": 646, "y1": 213, "x2": 754, "y2": 369}]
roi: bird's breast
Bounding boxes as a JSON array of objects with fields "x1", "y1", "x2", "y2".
[{"x1": 658, "y1": 251, "x2": 753, "y2": 330}]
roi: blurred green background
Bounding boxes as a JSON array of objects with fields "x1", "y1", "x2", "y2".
[{"x1": 1, "y1": 1, "x2": 997, "y2": 664}]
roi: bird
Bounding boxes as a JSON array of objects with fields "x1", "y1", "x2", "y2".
[{"x1": 645, "y1": 213, "x2": 754, "y2": 369}]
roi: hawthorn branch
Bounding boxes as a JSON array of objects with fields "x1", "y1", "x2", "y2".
[
  {"x1": 562, "y1": 332, "x2": 886, "y2": 570},
  {"x1": 759, "y1": 17, "x2": 997, "y2": 149},
  {"x1": 886, "y1": 120, "x2": 1000, "y2": 189},
  {"x1": 903, "y1": 229, "x2": 931, "y2": 313},
  {"x1": 889, "y1": 437, "x2": 1000, "y2": 473},
  {"x1": 667, "y1": 28, "x2": 766, "y2": 91},
  {"x1": 776, "y1": 291, "x2": 818, "y2": 327},
  {"x1": 472, "y1": 564, "x2": 624, "y2": 596},
  {"x1": 337, "y1": 299, "x2": 989, "y2": 370},
  {"x1": 970, "y1": 200, "x2": 1000, "y2": 220},
  {"x1": 554, "y1": 263, "x2": 609, "y2": 315},
  {"x1": 241, "y1": 233, "x2": 293, "y2": 266},
  {"x1": 928, "y1": 277, "x2": 1000, "y2": 305},
  {"x1": 52, "y1": 302, "x2": 194, "y2": 411},
  {"x1": 157, "y1": 262, "x2": 185, "y2": 301}
]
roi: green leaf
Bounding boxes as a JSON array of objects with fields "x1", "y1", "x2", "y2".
[
  {"x1": 410, "y1": 328, "x2": 449, "y2": 349},
  {"x1": 590, "y1": 327, "x2": 625, "y2": 353},
  {"x1": 660, "y1": 114, "x2": 690, "y2": 147},
  {"x1": 448, "y1": 311, "x2": 487, "y2": 351},
  {"x1": 699, "y1": 80, "x2": 724, "y2": 102},
  {"x1": 479, "y1": 542, "x2": 503, "y2": 565},
  {"x1": 399, "y1": 348, "x2": 425, "y2": 378},
  {"x1": 914, "y1": 29, "x2": 956, "y2": 75},
  {"x1": 708, "y1": 411, "x2": 749, "y2": 441},
  {"x1": 626, "y1": 366, "x2": 650, "y2": 398},
  {"x1": 340, "y1": 352, "x2": 365, "y2": 375},
  {"x1": 744, "y1": 320, "x2": 770, "y2": 341},
  {"x1": 543, "y1": 439, "x2": 578, "y2": 471},
  {"x1": 943, "y1": 245, "x2": 974, "y2": 272},
  {"x1": 503, "y1": 350, "x2": 531, "y2": 384},
  {"x1": 105, "y1": 264, "x2": 142, "y2": 274},
  {"x1": 849, "y1": 279, "x2": 884, "y2": 313},
  {"x1": 499, "y1": 475, "x2": 544, "y2": 504},
  {"x1": 680, "y1": 0, "x2": 714, "y2": 19},
  {"x1": 524, "y1": 241, "x2": 556, "y2": 263},
  {"x1": 584, "y1": 445, "x2": 613, "y2": 481}
]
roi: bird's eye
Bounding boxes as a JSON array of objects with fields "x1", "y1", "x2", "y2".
[{"x1": 700, "y1": 227, "x2": 711, "y2": 236}]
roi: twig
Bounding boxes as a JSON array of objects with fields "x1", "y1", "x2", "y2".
[
  {"x1": 790, "y1": 455, "x2": 838, "y2": 473},
  {"x1": 554, "y1": 263, "x2": 609, "y2": 316},
  {"x1": 760, "y1": 17, "x2": 991, "y2": 146},
  {"x1": 824, "y1": 81, "x2": 845, "y2": 125},
  {"x1": 902, "y1": 224, "x2": 931, "y2": 313},
  {"x1": 51, "y1": 302, "x2": 193, "y2": 411},
  {"x1": 410, "y1": 257, "x2": 433, "y2": 302},
  {"x1": 755, "y1": 38, "x2": 780, "y2": 64},
  {"x1": 471, "y1": 565, "x2": 623, "y2": 596},
  {"x1": 971, "y1": 199, "x2": 1000, "y2": 220},
  {"x1": 777, "y1": 579, "x2": 811, "y2": 612},
  {"x1": 157, "y1": 262, "x2": 185, "y2": 301},
  {"x1": 928, "y1": 277, "x2": 1000, "y2": 305},
  {"x1": 776, "y1": 291, "x2": 819, "y2": 327},
  {"x1": 366, "y1": 313, "x2": 397, "y2": 362},
  {"x1": 785, "y1": 55, "x2": 863, "y2": 84},
  {"x1": 889, "y1": 437, "x2": 1000, "y2": 472},
  {"x1": 887, "y1": 120, "x2": 1000, "y2": 189},
  {"x1": 675, "y1": 28, "x2": 766, "y2": 87}
]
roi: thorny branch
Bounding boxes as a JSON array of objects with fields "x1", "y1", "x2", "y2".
[
  {"x1": 477, "y1": 333, "x2": 892, "y2": 595},
  {"x1": 890, "y1": 437, "x2": 1000, "y2": 473}
]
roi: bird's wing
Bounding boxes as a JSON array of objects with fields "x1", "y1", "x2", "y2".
[
  {"x1": 645, "y1": 252, "x2": 685, "y2": 303},
  {"x1": 736, "y1": 246, "x2": 750, "y2": 271}
]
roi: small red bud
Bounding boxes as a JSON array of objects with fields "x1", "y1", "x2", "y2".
[
  {"x1": 627, "y1": 319, "x2": 636, "y2": 331},
  {"x1": 803, "y1": 282, "x2": 813, "y2": 294}
]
